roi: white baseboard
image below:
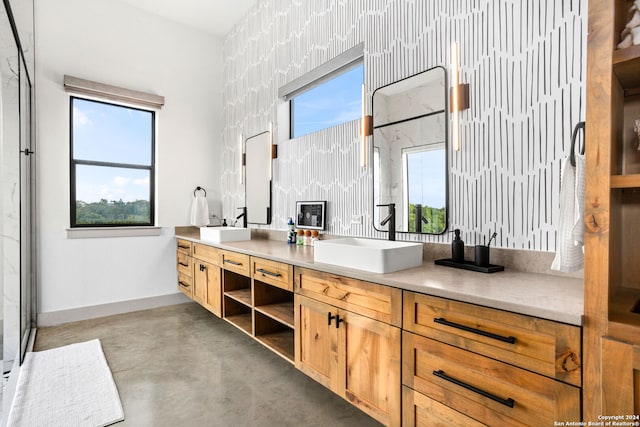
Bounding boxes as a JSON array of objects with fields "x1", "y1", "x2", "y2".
[{"x1": 37, "y1": 293, "x2": 191, "y2": 327}]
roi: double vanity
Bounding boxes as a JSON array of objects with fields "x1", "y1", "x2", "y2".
[{"x1": 175, "y1": 228, "x2": 583, "y2": 427}]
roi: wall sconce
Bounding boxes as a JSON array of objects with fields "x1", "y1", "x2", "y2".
[
  {"x1": 239, "y1": 133, "x2": 244, "y2": 184},
  {"x1": 269, "y1": 121, "x2": 277, "y2": 180},
  {"x1": 361, "y1": 83, "x2": 373, "y2": 168},
  {"x1": 450, "y1": 42, "x2": 470, "y2": 151}
]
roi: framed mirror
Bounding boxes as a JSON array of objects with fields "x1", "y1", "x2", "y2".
[
  {"x1": 373, "y1": 66, "x2": 448, "y2": 235},
  {"x1": 244, "y1": 131, "x2": 272, "y2": 224}
]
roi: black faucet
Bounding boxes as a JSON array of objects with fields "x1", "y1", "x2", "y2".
[
  {"x1": 414, "y1": 204, "x2": 429, "y2": 233},
  {"x1": 377, "y1": 203, "x2": 396, "y2": 241},
  {"x1": 236, "y1": 207, "x2": 247, "y2": 228}
]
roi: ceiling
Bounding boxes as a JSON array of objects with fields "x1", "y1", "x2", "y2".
[{"x1": 117, "y1": 0, "x2": 258, "y2": 38}]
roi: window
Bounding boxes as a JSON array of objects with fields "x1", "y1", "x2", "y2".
[
  {"x1": 291, "y1": 62, "x2": 363, "y2": 138},
  {"x1": 279, "y1": 43, "x2": 365, "y2": 139},
  {"x1": 70, "y1": 97, "x2": 155, "y2": 227}
]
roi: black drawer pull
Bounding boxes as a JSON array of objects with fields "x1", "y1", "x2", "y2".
[
  {"x1": 433, "y1": 370, "x2": 515, "y2": 408},
  {"x1": 256, "y1": 268, "x2": 281, "y2": 278},
  {"x1": 178, "y1": 245, "x2": 190, "y2": 250},
  {"x1": 178, "y1": 281, "x2": 190, "y2": 288},
  {"x1": 335, "y1": 314, "x2": 344, "y2": 328},
  {"x1": 224, "y1": 259, "x2": 242, "y2": 266},
  {"x1": 178, "y1": 262, "x2": 189, "y2": 267},
  {"x1": 328, "y1": 312, "x2": 336, "y2": 325},
  {"x1": 434, "y1": 317, "x2": 516, "y2": 344}
]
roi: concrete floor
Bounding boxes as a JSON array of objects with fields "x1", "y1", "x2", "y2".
[{"x1": 34, "y1": 302, "x2": 382, "y2": 427}]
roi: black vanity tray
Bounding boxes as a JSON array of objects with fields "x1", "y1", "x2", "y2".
[{"x1": 434, "y1": 258, "x2": 505, "y2": 274}]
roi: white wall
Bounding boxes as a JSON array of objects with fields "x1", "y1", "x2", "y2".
[{"x1": 35, "y1": 0, "x2": 224, "y2": 316}]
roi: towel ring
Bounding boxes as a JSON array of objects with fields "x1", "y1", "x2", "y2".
[
  {"x1": 570, "y1": 121, "x2": 586, "y2": 167},
  {"x1": 194, "y1": 186, "x2": 207, "y2": 197}
]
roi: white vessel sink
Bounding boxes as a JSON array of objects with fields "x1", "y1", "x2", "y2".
[
  {"x1": 313, "y1": 238, "x2": 423, "y2": 274},
  {"x1": 199, "y1": 227, "x2": 251, "y2": 243}
]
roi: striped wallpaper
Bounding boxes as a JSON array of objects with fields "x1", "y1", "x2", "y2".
[{"x1": 221, "y1": 0, "x2": 586, "y2": 251}]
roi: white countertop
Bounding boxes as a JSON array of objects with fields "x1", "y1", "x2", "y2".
[{"x1": 177, "y1": 234, "x2": 584, "y2": 326}]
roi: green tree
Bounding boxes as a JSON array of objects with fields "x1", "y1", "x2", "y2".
[{"x1": 76, "y1": 199, "x2": 150, "y2": 225}]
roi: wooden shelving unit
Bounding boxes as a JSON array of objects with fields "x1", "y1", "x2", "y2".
[
  {"x1": 215, "y1": 257, "x2": 295, "y2": 362},
  {"x1": 222, "y1": 269, "x2": 253, "y2": 335},
  {"x1": 585, "y1": 0, "x2": 640, "y2": 418},
  {"x1": 253, "y1": 279, "x2": 294, "y2": 362}
]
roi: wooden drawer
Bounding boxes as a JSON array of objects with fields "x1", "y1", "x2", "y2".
[
  {"x1": 403, "y1": 292, "x2": 582, "y2": 386},
  {"x1": 177, "y1": 273, "x2": 192, "y2": 298},
  {"x1": 402, "y1": 331, "x2": 580, "y2": 427},
  {"x1": 176, "y1": 238, "x2": 192, "y2": 256},
  {"x1": 177, "y1": 252, "x2": 193, "y2": 277},
  {"x1": 220, "y1": 250, "x2": 250, "y2": 277},
  {"x1": 402, "y1": 386, "x2": 485, "y2": 427},
  {"x1": 193, "y1": 243, "x2": 220, "y2": 266},
  {"x1": 252, "y1": 257, "x2": 293, "y2": 291},
  {"x1": 294, "y1": 267, "x2": 402, "y2": 327}
]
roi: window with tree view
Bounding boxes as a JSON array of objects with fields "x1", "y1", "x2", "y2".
[
  {"x1": 70, "y1": 97, "x2": 155, "y2": 227},
  {"x1": 404, "y1": 144, "x2": 446, "y2": 234}
]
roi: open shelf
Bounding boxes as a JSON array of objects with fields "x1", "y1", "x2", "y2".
[
  {"x1": 254, "y1": 311, "x2": 294, "y2": 362},
  {"x1": 609, "y1": 287, "x2": 640, "y2": 331},
  {"x1": 224, "y1": 289, "x2": 252, "y2": 307},
  {"x1": 613, "y1": 44, "x2": 640, "y2": 94},
  {"x1": 225, "y1": 313, "x2": 253, "y2": 335},
  {"x1": 255, "y1": 302, "x2": 294, "y2": 328},
  {"x1": 256, "y1": 331, "x2": 294, "y2": 363},
  {"x1": 253, "y1": 280, "x2": 294, "y2": 328},
  {"x1": 224, "y1": 296, "x2": 253, "y2": 335},
  {"x1": 611, "y1": 174, "x2": 640, "y2": 188}
]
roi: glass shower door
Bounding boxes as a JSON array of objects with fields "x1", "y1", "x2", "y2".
[
  {"x1": 18, "y1": 53, "x2": 34, "y2": 362},
  {"x1": 0, "y1": 5, "x2": 20, "y2": 371}
]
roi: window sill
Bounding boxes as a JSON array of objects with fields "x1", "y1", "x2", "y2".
[{"x1": 66, "y1": 226, "x2": 162, "y2": 239}]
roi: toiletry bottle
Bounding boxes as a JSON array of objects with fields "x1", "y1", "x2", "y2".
[
  {"x1": 304, "y1": 230, "x2": 311, "y2": 246},
  {"x1": 311, "y1": 230, "x2": 319, "y2": 246},
  {"x1": 296, "y1": 229, "x2": 304, "y2": 245},
  {"x1": 452, "y1": 229, "x2": 464, "y2": 262},
  {"x1": 287, "y1": 217, "x2": 296, "y2": 244}
]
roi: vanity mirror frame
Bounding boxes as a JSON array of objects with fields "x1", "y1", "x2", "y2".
[
  {"x1": 244, "y1": 130, "x2": 273, "y2": 225},
  {"x1": 371, "y1": 65, "x2": 449, "y2": 236}
]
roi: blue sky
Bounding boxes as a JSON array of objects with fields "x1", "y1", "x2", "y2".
[
  {"x1": 292, "y1": 63, "x2": 363, "y2": 137},
  {"x1": 407, "y1": 148, "x2": 446, "y2": 209},
  {"x1": 72, "y1": 98, "x2": 152, "y2": 203}
]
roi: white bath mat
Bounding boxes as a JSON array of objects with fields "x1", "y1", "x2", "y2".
[{"x1": 6, "y1": 339, "x2": 124, "y2": 427}]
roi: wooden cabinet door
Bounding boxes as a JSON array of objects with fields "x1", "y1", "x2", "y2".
[
  {"x1": 338, "y1": 308, "x2": 401, "y2": 427},
  {"x1": 602, "y1": 337, "x2": 640, "y2": 415},
  {"x1": 203, "y1": 262, "x2": 222, "y2": 317},
  {"x1": 193, "y1": 260, "x2": 208, "y2": 305},
  {"x1": 294, "y1": 294, "x2": 338, "y2": 391}
]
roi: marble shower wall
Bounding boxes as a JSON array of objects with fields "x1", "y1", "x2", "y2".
[{"x1": 221, "y1": 0, "x2": 586, "y2": 251}]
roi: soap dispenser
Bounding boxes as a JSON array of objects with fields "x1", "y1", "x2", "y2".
[
  {"x1": 452, "y1": 229, "x2": 464, "y2": 262},
  {"x1": 287, "y1": 217, "x2": 296, "y2": 244}
]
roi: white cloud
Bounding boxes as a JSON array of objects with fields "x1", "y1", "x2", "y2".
[
  {"x1": 134, "y1": 176, "x2": 150, "y2": 186},
  {"x1": 113, "y1": 176, "x2": 131, "y2": 187},
  {"x1": 73, "y1": 107, "x2": 92, "y2": 126}
]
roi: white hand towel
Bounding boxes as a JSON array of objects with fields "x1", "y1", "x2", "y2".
[
  {"x1": 571, "y1": 152, "x2": 585, "y2": 246},
  {"x1": 190, "y1": 195, "x2": 210, "y2": 227},
  {"x1": 551, "y1": 158, "x2": 584, "y2": 272}
]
